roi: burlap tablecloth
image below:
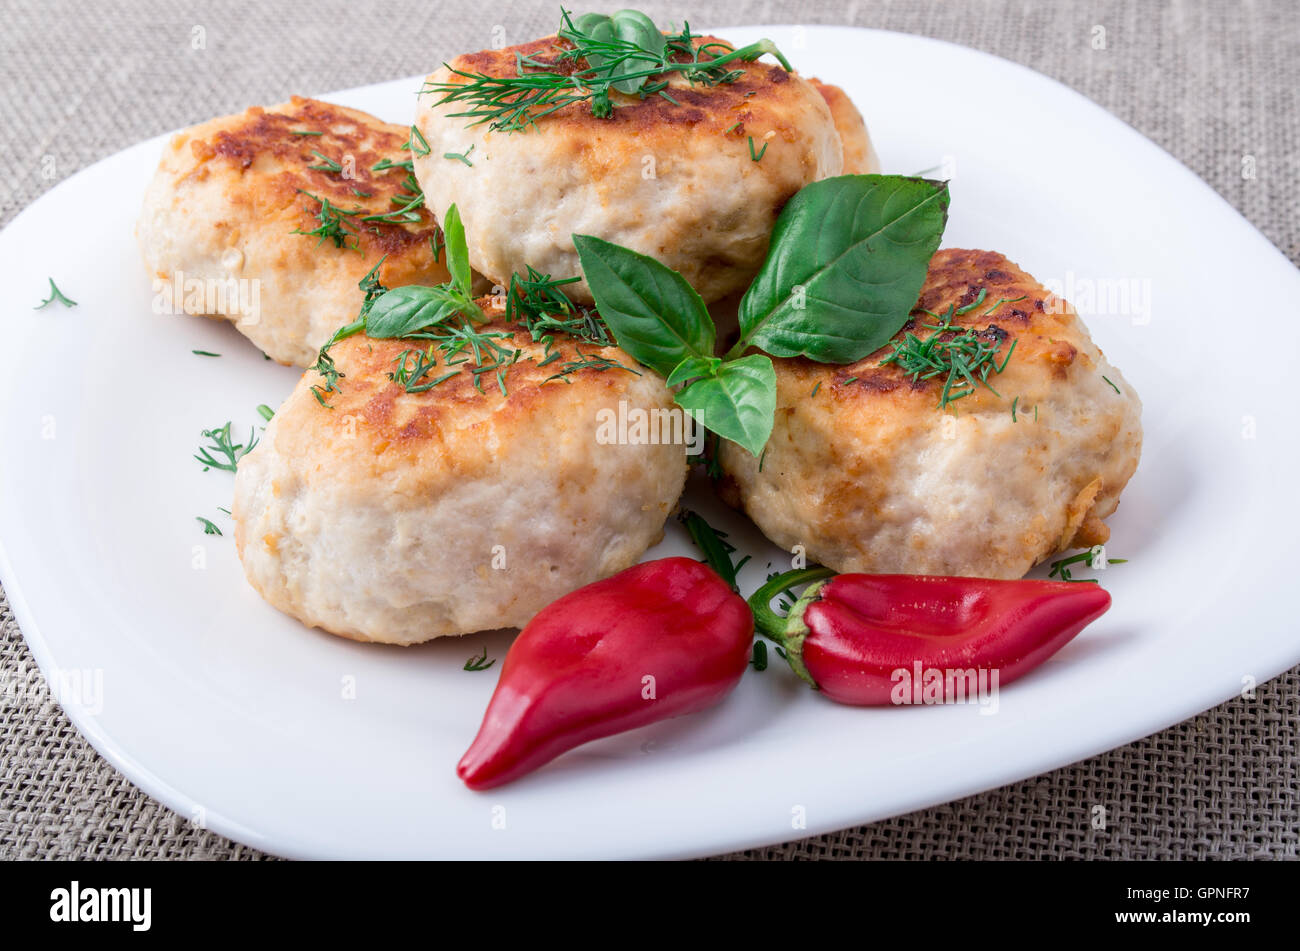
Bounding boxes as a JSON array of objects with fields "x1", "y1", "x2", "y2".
[{"x1": 1, "y1": 0, "x2": 1296, "y2": 860}]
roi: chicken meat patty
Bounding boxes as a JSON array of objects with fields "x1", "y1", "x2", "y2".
[
  {"x1": 808, "y1": 78, "x2": 881, "y2": 174},
  {"x1": 412, "y1": 33, "x2": 859, "y2": 304},
  {"x1": 233, "y1": 298, "x2": 689, "y2": 644},
  {"x1": 137, "y1": 96, "x2": 450, "y2": 367},
  {"x1": 719, "y1": 249, "x2": 1143, "y2": 579}
]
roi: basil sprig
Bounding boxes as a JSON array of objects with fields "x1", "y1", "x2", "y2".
[
  {"x1": 566, "y1": 10, "x2": 668, "y2": 96},
  {"x1": 365, "y1": 202, "x2": 480, "y2": 337},
  {"x1": 575, "y1": 174, "x2": 950, "y2": 456}
]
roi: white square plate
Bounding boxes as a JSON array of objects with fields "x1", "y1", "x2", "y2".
[{"x1": 1, "y1": 26, "x2": 1296, "y2": 858}]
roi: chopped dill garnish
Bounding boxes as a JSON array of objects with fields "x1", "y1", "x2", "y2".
[
  {"x1": 290, "y1": 129, "x2": 324, "y2": 136},
  {"x1": 1103, "y1": 375, "x2": 1121, "y2": 394},
  {"x1": 196, "y1": 516, "x2": 223, "y2": 536},
  {"x1": 954, "y1": 288, "x2": 988, "y2": 315},
  {"x1": 421, "y1": 11, "x2": 792, "y2": 134},
  {"x1": 360, "y1": 170, "x2": 426, "y2": 225},
  {"x1": 35, "y1": 278, "x2": 77, "y2": 309},
  {"x1": 351, "y1": 187, "x2": 372, "y2": 198},
  {"x1": 444, "y1": 145, "x2": 476, "y2": 166},
  {"x1": 370, "y1": 156, "x2": 411, "y2": 173},
  {"x1": 307, "y1": 261, "x2": 387, "y2": 406},
  {"x1": 506, "y1": 266, "x2": 614, "y2": 348},
  {"x1": 1011, "y1": 396, "x2": 1019, "y2": 421},
  {"x1": 983, "y1": 294, "x2": 1026, "y2": 317},
  {"x1": 879, "y1": 302, "x2": 1018, "y2": 410},
  {"x1": 292, "y1": 190, "x2": 361, "y2": 250},
  {"x1": 841, "y1": 376, "x2": 858, "y2": 385},
  {"x1": 195, "y1": 421, "x2": 259, "y2": 472},
  {"x1": 192, "y1": 349, "x2": 221, "y2": 357},
  {"x1": 256, "y1": 404, "x2": 275, "y2": 422},
  {"x1": 722, "y1": 120, "x2": 741, "y2": 135},
  {"x1": 1048, "y1": 549, "x2": 1128, "y2": 583},
  {"x1": 307, "y1": 149, "x2": 343, "y2": 173},
  {"x1": 464, "y1": 647, "x2": 496, "y2": 671},
  {"x1": 748, "y1": 136, "x2": 768, "y2": 161},
  {"x1": 387, "y1": 321, "x2": 522, "y2": 395},
  {"x1": 811, "y1": 380, "x2": 821, "y2": 397},
  {"x1": 544, "y1": 348, "x2": 638, "y2": 383},
  {"x1": 406, "y1": 125, "x2": 432, "y2": 157}
]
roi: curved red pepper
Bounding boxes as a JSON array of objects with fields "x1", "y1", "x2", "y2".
[
  {"x1": 750, "y1": 570, "x2": 1110, "y2": 705},
  {"x1": 458, "y1": 557, "x2": 753, "y2": 790}
]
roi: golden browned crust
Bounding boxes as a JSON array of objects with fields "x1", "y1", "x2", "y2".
[
  {"x1": 173, "y1": 96, "x2": 446, "y2": 290},
  {"x1": 281, "y1": 297, "x2": 645, "y2": 490}
]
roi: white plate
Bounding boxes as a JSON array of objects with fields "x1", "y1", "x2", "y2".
[{"x1": 1, "y1": 26, "x2": 1297, "y2": 859}]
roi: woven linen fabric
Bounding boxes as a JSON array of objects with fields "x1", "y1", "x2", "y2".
[{"x1": 1, "y1": 0, "x2": 1296, "y2": 861}]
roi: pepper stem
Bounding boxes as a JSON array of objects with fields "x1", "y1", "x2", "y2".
[{"x1": 747, "y1": 567, "x2": 835, "y2": 642}]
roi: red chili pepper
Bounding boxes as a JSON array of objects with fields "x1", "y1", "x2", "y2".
[
  {"x1": 749, "y1": 569, "x2": 1110, "y2": 705},
  {"x1": 458, "y1": 557, "x2": 753, "y2": 790}
]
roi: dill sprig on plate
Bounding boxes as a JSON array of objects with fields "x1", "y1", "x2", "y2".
[
  {"x1": 194, "y1": 421, "x2": 259, "y2": 472},
  {"x1": 1048, "y1": 549, "x2": 1128, "y2": 583},
  {"x1": 879, "y1": 298, "x2": 1018, "y2": 410},
  {"x1": 196, "y1": 516, "x2": 223, "y2": 536},
  {"x1": 422, "y1": 9, "x2": 792, "y2": 133},
  {"x1": 463, "y1": 647, "x2": 496, "y2": 671},
  {"x1": 35, "y1": 277, "x2": 77, "y2": 309}
]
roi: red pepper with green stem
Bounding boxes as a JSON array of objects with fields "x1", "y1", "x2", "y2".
[{"x1": 749, "y1": 569, "x2": 1111, "y2": 705}]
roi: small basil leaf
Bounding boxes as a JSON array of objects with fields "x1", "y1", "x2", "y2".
[
  {"x1": 441, "y1": 203, "x2": 472, "y2": 299},
  {"x1": 610, "y1": 11, "x2": 666, "y2": 94},
  {"x1": 366, "y1": 285, "x2": 464, "y2": 338},
  {"x1": 573, "y1": 234, "x2": 716, "y2": 377},
  {"x1": 665, "y1": 355, "x2": 720, "y2": 387},
  {"x1": 570, "y1": 12, "x2": 610, "y2": 35},
  {"x1": 674, "y1": 354, "x2": 776, "y2": 456},
  {"x1": 737, "y1": 175, "x2": 949, "y2": 363},
  {"x1": 579, "y1": 17, "x2": 617, "y2": 74}
]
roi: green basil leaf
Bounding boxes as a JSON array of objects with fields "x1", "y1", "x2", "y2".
[
  {"x1": 441, "y1": 203, "x2": 472, "y2": 299},
  {"x1": 366, "y1": 285, "x2": 465, "y2": 338},
  {"x1": 570, "y1": 12, "x2": 610, "y2": 35},
  {"x1": 573, "y1": 233, "x2": 716, "y2": 377},
  {"x1": 610, "y1": 11, "x2": 666, "y2": 94},
  {"x1": 674, "y1": 354, "x2": 776, "y2": 456},
  {"x1": 573, "y1": 16, "x2": 617, "y2": 75},
  {"x1": 665, "y1": 355, "x2": 720, "y2": 387},
  {"x1": 737, "y1": 175, "x2": 949, "y2": 363}
]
